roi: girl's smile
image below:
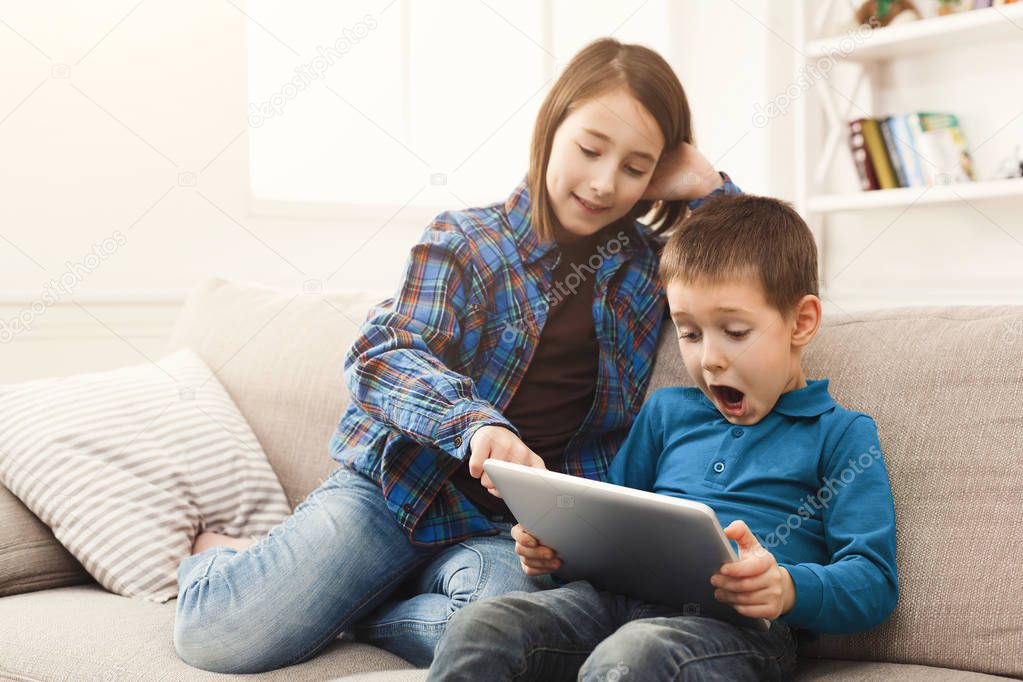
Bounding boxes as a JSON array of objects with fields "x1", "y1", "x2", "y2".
[{"x1": 571, "y1": 192, "x2": 611, "y2": 215}]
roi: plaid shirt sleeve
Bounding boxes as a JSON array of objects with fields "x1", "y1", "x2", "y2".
[
  {"x1": 343, "y1": 218, "x2": 515, "y2": 463},
  {"x1": 687, "y1": 171, "x2": 742, "y2": 211}
]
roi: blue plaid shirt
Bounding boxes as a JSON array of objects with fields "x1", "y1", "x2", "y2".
[{"x1": 331, "y1": 173, "x2": 741, "y2": 545}]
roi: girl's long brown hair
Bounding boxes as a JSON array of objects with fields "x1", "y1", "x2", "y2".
[{"x1": 528, "y1": 38, "x2": 694, "y2": 243}]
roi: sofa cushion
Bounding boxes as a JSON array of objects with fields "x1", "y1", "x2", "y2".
[
  {"x1": 0, "y1": 375, "x2": 91, "y2": 598},
  {"x1": 328, "y1": 661, "x2": 1020, "y2": 681},
  {"x1": 647, "y1": 305, "x2": 1023, "y2": 679},
  {"x1": 0, "y1": 586, "x2": 1011, "y2": 682},
  {"x1": 0, "y1": 483, "x2": 93, "y2": 597},
  {"x1": 789, "y1": 659, "x2": 1019, "y2": 681},
  {"x1": 164, "y1": 277, "x2": 387, "y2": 508},
  {"x1": 0, "y1": 348, "x2": 292, "y2": 603},
  {"x1": 0, "y1": 584, "x2": 414, "y2": 680}
]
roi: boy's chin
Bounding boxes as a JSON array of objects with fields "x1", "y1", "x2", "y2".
[{"x1": 722, "y1": 411, "x2": 762, "y2": 426}]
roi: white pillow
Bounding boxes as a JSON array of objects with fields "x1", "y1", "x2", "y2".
[{"x1": 0, "y1": 348, "x2": 292, "y2": 603}]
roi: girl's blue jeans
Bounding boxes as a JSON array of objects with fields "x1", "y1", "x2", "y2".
[{"x1": 173, "y1": 464, "x2": 553, "y2": 673}]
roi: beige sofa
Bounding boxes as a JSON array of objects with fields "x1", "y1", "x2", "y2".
[{"x1": 2, "y1": 276, "x2": 1021, "y2": 681}]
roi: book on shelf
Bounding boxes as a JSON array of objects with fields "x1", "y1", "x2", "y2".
[
  {"x1": 848, "y1": 119, "x2": 879, "y2": 190},
  {"x1": 879, "y1": 117, "x2": 909, "y2": 188},
  {"x1": 862, "y1": 119, "x2": 899, "y2": 189},
  {"x1": 918, "y1": 112, "x2": 977, "y2": 184},
  {"x1": 847, "y1": 112, "x2": 975, "y2": 191},
  {"x1": 891, "y1": 114, "x2": 927, "y2": 187}
]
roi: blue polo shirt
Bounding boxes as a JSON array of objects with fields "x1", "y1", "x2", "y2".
[{"x1": 608, "y1": 379, "x2": 898, "y2": 635}]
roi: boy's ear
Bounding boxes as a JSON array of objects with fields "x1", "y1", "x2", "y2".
[{"x1": 790, "y1": 294, "x2": 822, "y2": 349}]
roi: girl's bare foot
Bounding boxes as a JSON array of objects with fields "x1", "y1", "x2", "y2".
[{"x1": 191, "y1": 531, "x2": 257, "y2": 555}]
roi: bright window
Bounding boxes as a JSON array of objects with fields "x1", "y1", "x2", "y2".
[{"x1": 247, "y1": 0, "x2": 669, "y2": 208}]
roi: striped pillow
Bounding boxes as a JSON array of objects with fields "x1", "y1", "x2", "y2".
[{"x1": 0, "y1": 348, "x2": 292, "y2": 603}]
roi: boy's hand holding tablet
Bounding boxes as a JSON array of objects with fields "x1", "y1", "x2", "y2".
[
  {"x1": 712, "y1": 520, "x2": 797, "y2": 620},
  {"x1": 511, "y1": 524, "x2": 561, "y2": 576},
  {"x1": 512, "y1": 518, "x2": 795, "y2": 620}
]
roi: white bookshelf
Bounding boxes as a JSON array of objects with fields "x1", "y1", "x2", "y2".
[
  {"x1": 794, "y1": 1, "x2": 1023, "y2": 296},
  {"x1": 806, "y1": 176, "x2": 1023, "y2": 212},
  {"x1": 805, "y1": 2, "x2": 1023, "y2": 62}
]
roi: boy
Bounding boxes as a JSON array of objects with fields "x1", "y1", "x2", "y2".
[{"x1": 427, "y1": 195, "x2": 899, "y2": 681}]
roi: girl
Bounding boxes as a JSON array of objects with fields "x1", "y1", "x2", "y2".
[{"x1": 173, "y1": 36, "x2": 740, "y2": 673}]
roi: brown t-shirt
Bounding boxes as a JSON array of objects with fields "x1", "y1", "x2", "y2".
[{"x1": 450, "y1": 230, "x2": 603, "y2": 517}]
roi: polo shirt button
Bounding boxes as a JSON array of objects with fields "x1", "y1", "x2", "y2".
[
  {"x1": 713, "y1": 462, "x2": 725, "y2": 473},
  {"x1": 454, "y1": 436, "x2": 463, "y2": 448},
  {"x1": 732, "y1": 428, "x2": 743, "y2": 438},
  {"x1": 402, "y1": 503, "x2": 413, "y2": 514}
]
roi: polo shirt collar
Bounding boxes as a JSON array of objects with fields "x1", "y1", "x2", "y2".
[{"x1": 772, "y1": 379, "x2": 836, "y2": 418}]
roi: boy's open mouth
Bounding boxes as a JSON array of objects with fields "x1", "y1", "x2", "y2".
[{"x1": 710, "y1": 384, "x2": 746, "y2": 417}]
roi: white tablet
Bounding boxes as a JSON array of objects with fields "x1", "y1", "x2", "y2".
[{"x1": 483, "y1": 459, "x2": 771, "y2": 632}]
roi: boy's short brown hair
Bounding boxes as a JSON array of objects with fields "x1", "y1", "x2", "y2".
[{"x1": 658, "y1": 194, "x2": 819, "y2": 314}]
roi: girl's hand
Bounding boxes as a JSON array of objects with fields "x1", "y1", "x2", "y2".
[
  {"x1": 642, "y1": 141, "x2": 723, "y2": 202},
  {"x1": 467, "y1": 425, "x2": 545, "y2": 497},
  {"x1": 511, "y1": 523, "x2": 561, "y2": 576},
  {"x1": 709, "y1": 520, "x2": 796, "y2": 620}
]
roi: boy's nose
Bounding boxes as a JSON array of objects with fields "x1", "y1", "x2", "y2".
[{"x1": 701, "y1": 343, "x2": 728, "y2": 373}]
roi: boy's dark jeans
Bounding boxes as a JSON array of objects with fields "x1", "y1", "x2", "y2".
[{"x1": 428, "y1": 580, "x2": 799, "y2": 681}]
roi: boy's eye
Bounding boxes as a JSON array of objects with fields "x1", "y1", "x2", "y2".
[
  {"x1": 726, "y1": 329, "x2": 751, "y2": 339},
  {"x1": 678, "y1": 329, "x2": 701, "y2": 341},
  {"x1": 626, "y1": 166, "x2": 647, "y2": 177}
]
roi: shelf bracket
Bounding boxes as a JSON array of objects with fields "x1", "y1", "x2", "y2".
[{"x1": 813, "y1": 68, "x2": 866, "y2": 188}]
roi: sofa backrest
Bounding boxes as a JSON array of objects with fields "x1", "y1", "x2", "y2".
[
  {"x1": 648, "y1": 305, "x2": 1023, "y2": 678},
  {"x1": 168, "y1": 278, "x2": 1023, "y2": 678},
  {"x1": 164, "y1": 277, "x2": 386, "y2": 509}
]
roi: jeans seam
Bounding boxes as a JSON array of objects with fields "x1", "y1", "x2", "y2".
[
  {"x1": 513, "y1": 646, "x2": 593, "y2": 681},
  {"x1": 182, "y1": 547, "x2": 237, "y2": 589},
  {"x1": 355, "y1": 618, "x2": 447, "y2": 644},
  {"x1": 669, "y1": 648, "x2": 786, "y2": 681},
  {"x1": 359, "y1": 539, "x2": 492, "y2": 639},
  {"x1": 452, "y1": 540, "x2": 490, "y2": 604},
  {"x1": 283, "y1": 552, "x2": 434, "y2": 668},
  {"x1": 363, "y1": 617, "x2": 448, "y2": 629}
]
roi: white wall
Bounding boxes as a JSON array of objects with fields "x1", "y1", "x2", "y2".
[
  {"x1": 2, "y1": 0, "x2": 1020, "y2": 383},
  {"x1": 1, "y1": 0, "x2": 425, "y2": 382}
]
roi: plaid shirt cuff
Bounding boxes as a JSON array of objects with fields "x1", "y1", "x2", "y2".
[
  {"x1": 687, "y1": 171, "x2": 741, "y2": 211},
  {"x1": 434, "y1": 399, "x2": 518, "y2": 460}
]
